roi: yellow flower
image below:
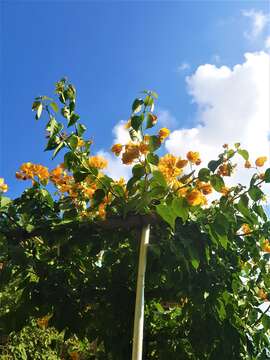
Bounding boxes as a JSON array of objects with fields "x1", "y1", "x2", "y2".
[
  {"x1": 0, "y1": 178, "x2": 8, "y2": 192},
  {"x1": 89, "y1": 156, "x2": 108, "y2": 169},
  {"x1": 158, "y1": 154, "x2": 183, "y2": 183},
  {"x1": 158, "y1": 128, "x2": 170, "y2": 141},
  {"x1": 98, "y1": 203, "x2": 106, "y2": 219},
  {"x1": 186, "y1": 189, "x2": 205, "y2": 206},
  {"x1": 111, "y1": 143, "x2": 123, "y2": 156},
  {"x1": 241, "y1": 223, "x2": 251, "y2": 235},
  {"x1": 77, "y1": 138, "x2": 84, "y2": 148},
  {"x1": 262, "y1": 239, "x2": 270, "y2": 253},
  {"x1": 186, "y1": 151, "x2": 200, "y2": 164},
  {"x1": 255, "y1": 156, "x2": 267, "y2": 167}
]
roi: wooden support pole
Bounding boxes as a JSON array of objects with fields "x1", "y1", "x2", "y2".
[{"x1": 132, "y1": 224, "x2": 150, "y2": 360}]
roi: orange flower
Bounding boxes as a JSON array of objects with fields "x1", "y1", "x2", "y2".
[
  {"x1": 199, "y1": 183, "x2": 213, "y2": 195},
  {"x1": 218, "y1": 163, "x2": 230, "y2": 176},
  {"x1": 70, "y1": 351, "x2": 80, "y2": 360},
  {"x1": 220, "y1": 186, "x2": 230, "y2": 196},
  {"x1": 258, "y1": 288, "x2": 268, "y2": 301},
  {"x1": 158, "y1": 154, "x2": 183, "y2": 183},
  {"x1": 37, "y1": 315, "x2": 51, "y2": 329},
  {"x1": 111, "y1": 143, "x2": 123, "y2": 156},
  {"x1": 89, "y1": 156, "x2": 108, "y2": 169},
  {"x1": 186, "y1": 151, "x2": 200, "y2": 164},
  {"x1": 186, "y1": 189, "x2": 205, "y2": 206},
  {"x1": 98, "y1": 203, "x2": 106, "y2": 219},
  {"x1": 241, "y1": 223, "x2": 251, "y2": 235},
  {"x1": 148, "y1": 114, "x2": 158, "y2": 125},
  {"x1": 139, "y1": 143, "x2": 149, "y2": 155},
  {"x1": 262, "y1": 239, "x2": 270, "y2": 253},
  {"x1": 158, "y1": 128, "x2": 170, "y2": 141},
  {"x1": 244, "y1": 160, "x2": 251, "y2": 168},
  {"x1": 255, "y1": 156, "x2": 267, "y2": 167},
  {"x1": 176, "y1": 159, "x2": 188, "y2": 169},
  {"x1": 0, "y1": 178, "x2": 8, "y2": 193},
  {"x1": 122, "y1": 143, "x2": 140, "y2": 165}
]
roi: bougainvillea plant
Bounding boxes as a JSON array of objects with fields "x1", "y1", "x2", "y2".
[{"x1": 0, "y1": 78, "x2": 270, "y2": 359}]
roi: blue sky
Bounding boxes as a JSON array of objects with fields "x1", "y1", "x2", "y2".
[{"x1": 1, "y1": 0, "x2": 269, "y2": 198}]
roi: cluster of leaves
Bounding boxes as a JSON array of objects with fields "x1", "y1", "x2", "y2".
[{"x1": 0, "y1": 79, "x2": 270, "y2": 359}]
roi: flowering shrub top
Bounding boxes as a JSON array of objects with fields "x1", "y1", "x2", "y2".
[{"x1": 0, "y1": 79, "x2": 270, "y2": 359}]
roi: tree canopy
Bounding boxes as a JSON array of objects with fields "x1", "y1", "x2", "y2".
[{"x1": 0, "y1": 79, "x2": 270, "y2": 359}]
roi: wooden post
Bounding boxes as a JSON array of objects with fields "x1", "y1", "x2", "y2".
[{"x1": 132, "y1": 224, "x2": 150, "y2": 360}]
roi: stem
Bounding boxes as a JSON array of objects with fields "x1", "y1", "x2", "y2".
[{"x1": 132, "y1": 224, "x2": 150, "y2": 360}]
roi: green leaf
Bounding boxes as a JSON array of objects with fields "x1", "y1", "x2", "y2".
[
  {"x1": 210, "y1": 174, "x2": 225, "y2": 192},
  {"x1": 198, "y1": 168, "x2": 210, "y2": 182},
  {"x1": 50, "y1": 101, "x2": 59, "y2": 113},
  {"x1": 93, "y1": 189, "x2": 106, "y2": 206},
  {"x1": 132, "y1": 98, "x2": 143, "y2": 113},
  {"x1": 248, "y1": 186, "x2": 264, "y2": 202},
  {"x1": 77, "y1": 124, "x2": 87, "y2": 137},
  {"x1": 148, "y1": 136, "x2": 161, "y2": 152},
  {"x1": 0, "y1": 196, "x2": 11, "y2": 208},
  {"x1": 172, "y1": 197, "x2": 189, "y2": 222},
  {"x1": 147, "y1": 153, "x2": 159, "y2": 165},
  {"x1": 154, "y1": 303, "x2": 164, "y2": 313},
  {"x1": 151, "y1": 171, "x2": 167, "y2": 188},
  {"x1": 208, "y1": 159, "x2": 222, "y2": 172},
  {"x1": 144, "y1": 95, "x2": 154, "y2": 107},
  {"x1": 68, "y1": 113, "x2": 80, "y2": 127},
  {"x1": 68, "y1": 135, "x2": 78, "y2": 150},
  {"x1": 264, "y1": 168, "x2": 270, "y2": 183},
  {"x1": 156, "y1": 204, "x2": 176, "y2": 229},
  {"x1": 73, "y1": 170, "x2": 89, "y2": 182},
  {"x1": 238, "y1": 149, "x2": 249, "y2": 160},
  {"x1": 52, "y1": 142, "x2": 65, "y2": 159},
  {"x1": 262, "y1": 314, "x2": 270, "y2": 330},
  {"x1": 132, "y1": 164, "x2": 145, "y2": 179},
  {"x1": 131, "y1": 114, "x2": 144, "y2": 131}
]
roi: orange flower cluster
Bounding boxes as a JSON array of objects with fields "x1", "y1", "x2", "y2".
[
  {"x1": 69, "y1": 351, "x2": 80, "y2": 360},
  {"x1": 217, "y1": 163, "x2": 230, "y2": 176},
  {"x1": 0, "y1": 178, "x2": 8, "y2": 193},
  {"x1": 112, "y1": 141, "x2": 149, "y2": 165},
  {"x1": 16, "y1": 163, "x2": 49, "y2": 181},
  {"x1": 89, "y1": 156, "x2": 108, "y2": 169},
  {"x1": 186, "y1": 189, "x2": 207, "y2": 206},
  {"x1": 262, "y1": 239, "x2": 270, "y2": 253},
  {"x1": 186, "y1": 151, "x2": 201, "y2": 165},
  {"x1": 158, "y1": 154, "x2": 187, "y2": 184},
  {"x1": 196, "y1": 181, "x2": 213, "y2": 195}
]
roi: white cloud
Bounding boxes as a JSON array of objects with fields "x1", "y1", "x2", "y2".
[
  {"x1": 243, "y1": 9, "x2": 269, "y2": 39},
  {"x1": 177, "y1": 62, "x2": 190, "y2": 72},
  {"x1": 165, "y1": 51, "x2": 270, "y2": 190}
]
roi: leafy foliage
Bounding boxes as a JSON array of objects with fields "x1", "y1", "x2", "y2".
[{"x1": 0, "y1": 79, "x2": 270, "y2": 359}]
